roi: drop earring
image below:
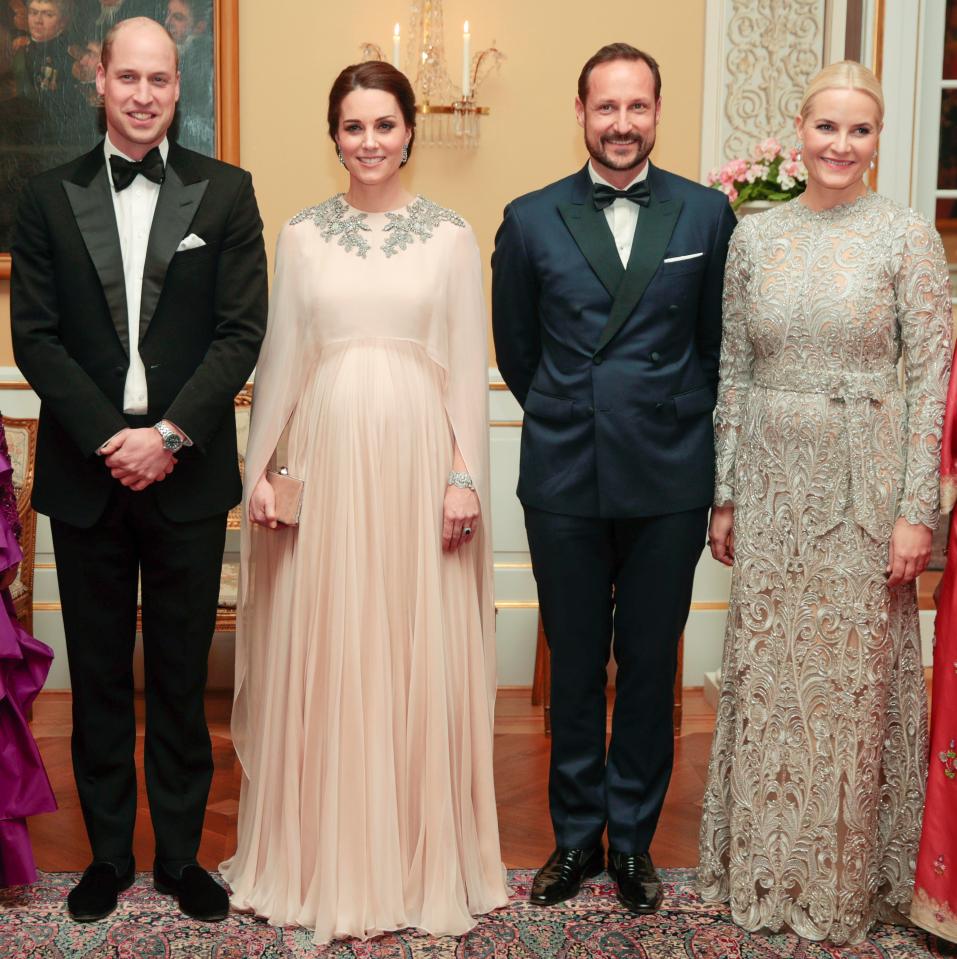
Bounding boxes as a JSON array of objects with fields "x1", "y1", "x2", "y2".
[
  {"x1": 401, "y1": 144, "x2": 409, "y2": 165},
  {"x1": 870, "y1": 152, "x2": 877, "y2": 170},
  {"x1": 337, "y1": 147, "x2": 346, "y2": 167}
]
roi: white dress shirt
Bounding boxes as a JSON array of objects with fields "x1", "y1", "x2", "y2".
[
  {"x1": 588, "y1": 161, "x2": 649, "y2": 267},
  {"x1": 104, "y1": 135, "x2": 168, "y2": 415}
]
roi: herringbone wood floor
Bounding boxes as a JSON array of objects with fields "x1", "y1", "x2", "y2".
[{"x1": 27, "y1": 688, "x2": 717, "y2": 872}]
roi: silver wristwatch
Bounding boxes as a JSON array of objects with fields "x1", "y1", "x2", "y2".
[
  {"x1": 153, "y1": 420, "x2": 184, "y2": 453},
  {"x1": 447, "y1": 470, "x2": 475, "y2": 490}
]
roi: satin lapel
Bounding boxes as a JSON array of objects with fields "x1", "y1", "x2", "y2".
[
  {"x1": 139, "y1": 164, "x2": 208, "y2": 343},
  {"x1": 63, "y1": 171, "x2": 129, "y2": 356},
  {"x1": 557, "y1": 197, "x2": 623, "y2": 299},
  {"x1": 594, "y1": 193, "x2": 683, "y2": 354}
]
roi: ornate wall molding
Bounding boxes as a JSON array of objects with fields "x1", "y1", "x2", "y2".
[
  {"x1": 701, "y1": 0, "x2": 828, "y2": 176},
  {"x1": 724, "y1": 0, "x2": 825, "y2": 158}
]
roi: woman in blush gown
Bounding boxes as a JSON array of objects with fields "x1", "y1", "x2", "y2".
[
  {"x1": 697, "y1": 61, "x2": 952, "y2": 944},
  {"x1": 0, "y1": 415, "x2": 56, "y2": 887},
  {"x1": 911, "y1": 347, "x2": 957, "y2": 945},
  {"x1": 219, "y1": 61, "x2": 508, "y2": 944}
]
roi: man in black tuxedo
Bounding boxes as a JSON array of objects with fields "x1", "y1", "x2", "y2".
[
  {"x1": 11, "y1": 17, "x2": 267, "y2": 922},
  {"x1": 492, "y1": 43, "x2": 736, "y2": 913}
]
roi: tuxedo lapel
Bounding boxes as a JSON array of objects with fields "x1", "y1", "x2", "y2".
[
  {"x1": 140, "y1": 149, "x2": 208, "y2": 343},
  {"x1": 557, "y1": 166, "x2": 623, "y2": 299},
  {"x1": 595, "y1": 165, "x2": 683, "y2": 354},
  {"x1": 62, "y1": 146, "x2": 130, "y2": 355}
]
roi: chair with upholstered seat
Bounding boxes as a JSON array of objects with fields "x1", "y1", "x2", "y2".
[{"x1": 2, "y1": 416, "x2": 39, "y2": 634}]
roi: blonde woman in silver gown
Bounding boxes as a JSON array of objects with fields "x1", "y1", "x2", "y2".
[
  {"x1": 698, "y1": 61, "x2": 953, "y2": 944},
  {"x1": 220, "y1": 62, "x2": 508, "y2": 944}
]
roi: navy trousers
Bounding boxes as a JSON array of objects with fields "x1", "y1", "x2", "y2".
[{"x1": 524, "y1": 504, "x2": 708, "y2": 854}]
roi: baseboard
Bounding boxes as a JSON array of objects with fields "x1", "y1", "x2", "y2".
[{"x1": 31, "y1": 688, "x2": 235, "y2": 726}]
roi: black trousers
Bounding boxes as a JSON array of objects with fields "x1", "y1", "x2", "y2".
[
  {"x1": 51, "y1": 484, "x2": 227, "y2": 870},
  {"x1": 524, "y1": 504, "x2": 708, "y2": 854}
]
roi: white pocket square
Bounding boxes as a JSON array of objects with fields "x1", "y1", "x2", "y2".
[
  {"x1": 176, "y1": 233, "x2": 206, "y2": 252},
  {"x1": 663, "y1": 252, "x2": 704, "y2": 263}
]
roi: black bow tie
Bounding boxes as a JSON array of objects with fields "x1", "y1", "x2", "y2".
[
  {"x1": 109, "y1": 147, "x2": 166, "y2": 192},
  {"x1": 592, "y1": 180, "x2": 651, "y2": 210}
]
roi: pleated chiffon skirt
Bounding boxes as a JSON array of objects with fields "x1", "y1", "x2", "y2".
[{"x1": 221, "y1": 338, "x2": 507, "y2": 943}]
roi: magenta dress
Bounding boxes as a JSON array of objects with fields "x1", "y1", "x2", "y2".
[{"x1": 0, "y1": 421, "x2": 56, "y2": 888}]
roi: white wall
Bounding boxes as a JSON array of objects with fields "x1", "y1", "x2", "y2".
[
  {"x1": 4, "y1": 370, "x2": 735, "y2": 691},
  {"x1": 3, "y1": 363, "x2": 936, "y2": 691}
]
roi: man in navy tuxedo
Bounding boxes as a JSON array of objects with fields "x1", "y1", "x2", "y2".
[{"x1": 492, "y1": 42, "x2": 736, "y2": 913}]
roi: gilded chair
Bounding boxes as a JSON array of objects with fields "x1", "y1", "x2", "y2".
[{"x1": 2, "y1": 416, "x2": 39, "y2": 634}]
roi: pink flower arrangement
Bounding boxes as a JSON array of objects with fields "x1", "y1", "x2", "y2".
[{"x1": 707, "y1": 138, "x2": 807, "y2": 209}]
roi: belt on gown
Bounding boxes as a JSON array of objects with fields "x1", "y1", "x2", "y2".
[{"x1": 751, "y1": 366, "x2": 901, "y2": 540}]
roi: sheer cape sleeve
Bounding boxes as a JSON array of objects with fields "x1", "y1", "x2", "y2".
[
  {"x1": 428, "y1": 221, "x2": 496, "y2": 705},
  {"x1": 232, "y1": 221, "x2": 313, "y2": 768}
]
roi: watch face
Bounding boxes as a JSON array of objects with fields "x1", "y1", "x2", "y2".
[{"x1": 156, "y1": 425, "x2": 182, "y2": 451}]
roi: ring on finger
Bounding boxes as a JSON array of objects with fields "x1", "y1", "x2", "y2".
[{"x1": 463, "y1": 526, "x2": 473, "y2": 536}]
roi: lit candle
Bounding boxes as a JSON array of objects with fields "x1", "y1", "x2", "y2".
[
  {"x1": 462, "y1": 20, "x2": 471, "y2": 98},
  {"x1": 392, "y1": 23, "x2": 401, "y2": 69}
]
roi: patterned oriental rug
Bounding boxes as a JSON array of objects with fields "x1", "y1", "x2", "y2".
[{"x1": 2, "y1": 868, "x2": 955, "y2": 959}]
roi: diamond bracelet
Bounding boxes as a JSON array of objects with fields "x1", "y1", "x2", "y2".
[{"x1": 448, "y1": 470, "x2": 475, "y2": 490}]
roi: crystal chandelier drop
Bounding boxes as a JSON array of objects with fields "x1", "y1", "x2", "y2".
[{"x1": 360, "y1": 0, "x2": 503, "y2": 147}]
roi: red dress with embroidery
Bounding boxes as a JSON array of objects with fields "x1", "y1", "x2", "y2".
[{"x1": 912, "y1": 358, "x2": 957, "y2": 943}]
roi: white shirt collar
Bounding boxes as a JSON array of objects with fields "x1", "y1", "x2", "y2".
[
  {"x1": 104, "y1": 134, "x2": 170, "y2": 166},
  {"x1": 587, "y1": 160, "x2": 649, "y2": 191}
]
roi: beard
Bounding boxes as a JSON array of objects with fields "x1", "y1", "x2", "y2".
[{"x1": 585, "y1": 129, "x2": 654, "y2": 173}]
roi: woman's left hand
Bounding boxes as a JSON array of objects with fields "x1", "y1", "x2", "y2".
[
  {"x1": 443, "y1": 485, "x2": 480, "y2": 552},
  {"x1": 886, "y1": 517, "x2": 933, "y2": 587}
]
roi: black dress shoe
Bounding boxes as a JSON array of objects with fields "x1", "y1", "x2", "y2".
[
  {"x1": 153, "y1": 861, "x2": 229, "y2": 922},
  {"x1": 608, "y1": 850, "x2": 663, "y2": 913},
  {"x1": 530, "y1": 846, "x2": 604, "y2": 906},
  {"x1": 67, "y1": 858, "x2": 135, "y2": 922}
]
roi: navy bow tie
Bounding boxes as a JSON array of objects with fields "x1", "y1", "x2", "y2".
[
  {"x1": 592, "y1": 180, "x2": 651, "y2": 211},
  {"x1": 109, "y1": 147, "x2": 165, "y2": 192}
]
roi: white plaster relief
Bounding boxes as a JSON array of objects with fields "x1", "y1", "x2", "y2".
[{"x1": 723, "y1": 0, "x2": 826, "y2": 160}]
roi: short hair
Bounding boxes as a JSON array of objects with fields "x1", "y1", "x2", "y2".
[
  {"x1": 578, "y1": 42, "x2": 661, "y2": 105},
  {"x1": 28, "y1": 0, "x2": 73, "y2": 25},
  {"x1": 101, "y1": 16, "x2": 179, "y2": 72},
  {"x1": 327, "y1": 61, "x2": 417, "y2": 161},
  {"x1": 798, "y1": 60, "x2": 884, "y2": 122}
]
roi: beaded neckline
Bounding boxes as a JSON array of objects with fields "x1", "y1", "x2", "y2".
[{"x1": 290, "y1": 193, "x2": 465, "y2": 258}]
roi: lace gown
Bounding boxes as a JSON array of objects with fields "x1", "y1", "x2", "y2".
[
  {"x1": 697, "y1": 193, "x2": 953, "y2": 944},
  {"x1": 220, "y1": 196, "x2": 508, "y2": 944}
]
